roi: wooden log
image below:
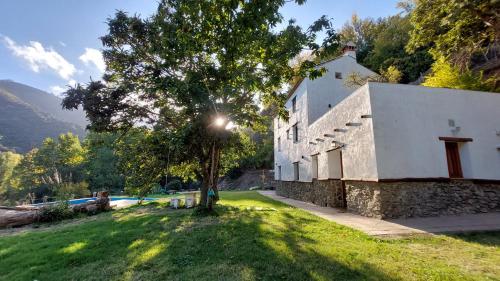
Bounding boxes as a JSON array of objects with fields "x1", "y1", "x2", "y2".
[{"x1": 0, "y1": 209, "x2": 38, "y2": 228}]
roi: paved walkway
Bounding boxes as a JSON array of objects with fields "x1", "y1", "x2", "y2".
[{"x1": 258, "y1": 190, "x2": 500, "y2": 237}]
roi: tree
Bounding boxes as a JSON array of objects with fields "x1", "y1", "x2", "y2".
[
  {"x1": 0, "y1": 151, "x2": 22, "y2": 204},
  {"x1": 83, "y1": 132, "x2": 124, "y2": 193},
  {"x1": 62, "y1": 0, "x2": 339, "y2": 211},
  {"x1": 9, "y1": 149, "x2": 38, "y2": 201},
  {"x1": 339, "y1": 13, "x2": 433, "y2": 83},
  {"x1": 114, "y1": 128, "x2": 167, "y2": 197},
  {"x1": 407, "y1": 0, "x2": 499, "y2": 69},
  {"x1": 422, "y1": 56, "x2": 499, "y2": 92},
  {"x1": 339, "y1": 14, "x2": 379, "y2": 64},
  {"x1": 344, "y1": 65, "x2": 403, "y2": 88},
  {"x1": 34, "y1": 133, "x2": 85, "y2": 186}
]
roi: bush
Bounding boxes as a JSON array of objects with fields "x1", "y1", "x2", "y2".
[
  {"x1": 38, "y1": 201, "x2": 75, "y2": 222},
  {"x1": 166, "y1": 179, "x2": 182, "y2": 190}
]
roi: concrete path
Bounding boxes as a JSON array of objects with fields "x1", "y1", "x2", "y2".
[{"x1": 258, "y1": 190, "x2": 500, "y2": 237}]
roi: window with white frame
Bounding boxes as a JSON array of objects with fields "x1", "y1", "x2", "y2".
[{"x1": 292, "y1": 96, "x2": 297, "y2": 112}]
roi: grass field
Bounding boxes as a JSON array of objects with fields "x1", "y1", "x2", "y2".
[{"x1": 0, "y1": 191, "x2": 499, "y2": 281}]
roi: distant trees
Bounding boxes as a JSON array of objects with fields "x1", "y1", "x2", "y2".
[
  {"x1": 407, "y1": 0, "x2": 499, "y2": 92},
  {"x1": 339, "y1": 0, "x2": 499, "y2": 92},
  {"x1": 34, "y1": 133, "x2": 85, "y2": 186},
  {"x1": 422, "y1": 57, "x2": 499, "y2": 92},
  {"x1": 0, "y1": 132, "x2": 125, "y2": 205},
  {"x1": 0, "y1": 151, "x2": 22, "y2": 203},
  {"x1": 339, "y1": 13, "x2": 433, "y2": 83},
  {"x1": 407, "y1": 0, "x2": 499, "y2": 70}
]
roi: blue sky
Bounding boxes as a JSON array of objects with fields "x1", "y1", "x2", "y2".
[{"x1": 0, "y1": 0, "x2": 399, "y2": 96}]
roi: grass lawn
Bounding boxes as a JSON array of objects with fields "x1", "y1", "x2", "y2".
[{"x1": 0, "y1": 191, "x2": 499, "y2": 281}]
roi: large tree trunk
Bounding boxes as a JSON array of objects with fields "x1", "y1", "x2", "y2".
[{"x1": 198, "y1": 141, "x2": 221, "y2": 212}]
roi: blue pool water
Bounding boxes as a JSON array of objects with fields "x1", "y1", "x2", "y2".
[{"x1": 69, "y1": 197, "x2": 156, "y2": 205}]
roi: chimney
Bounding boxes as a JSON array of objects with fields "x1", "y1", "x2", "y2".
[{"x1": 342, "y1": 41, "x2": 357, "y2": 60}]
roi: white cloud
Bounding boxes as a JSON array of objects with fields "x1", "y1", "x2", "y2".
[
  {"x1": 67, "y1": 79, "x2": 77, "y2": 86},
  {"x1": 50, "y1": 79, "x2": 79, "y2": 97},
  {"x1": 59, "y1": 41, "x2": 67, "y2": 47},
  {"x1": 50, "y1": 85, "x2": 66, "y2": 97},
  {"x1": 2, "y1": 36, "x2": 76, "y2": 80},
  {"x1": 79, "y1": 48, "x2": 105, "y2": 73}
]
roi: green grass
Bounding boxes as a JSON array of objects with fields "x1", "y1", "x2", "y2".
[{"x1": 0, "y1": 191, "x2": 499, "y2": 281}]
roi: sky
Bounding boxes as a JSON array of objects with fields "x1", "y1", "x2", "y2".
[{"x1": 0, "y1": 0, "x2": 400, "y2": 97}]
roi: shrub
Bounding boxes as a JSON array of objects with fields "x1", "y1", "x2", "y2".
[
  {"x1": 38, "y1": 201, "x2": 75, "y2": 222},
  {"x1": 166, "y1": 179, "x2": 182, "y2": 190}
]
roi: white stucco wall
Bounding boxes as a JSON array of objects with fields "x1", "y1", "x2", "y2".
[
  {"x1": 308, "y1": 85, "x2": 378, "y2": 181},
  {"x1": 275, "y1": 84, "x2": 378, "y2": 182},
  {"x1": 307, "y1": 55, "x2": 376, "y2": 125},
  {"x1": 274, "y1": 81, "x2": 311, "y2": 181},
  {"x1": 370, "y1": 83, "x2": 500, "y2": 180}
]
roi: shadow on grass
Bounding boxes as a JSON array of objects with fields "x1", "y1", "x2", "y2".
[
  {"x1": 448, "y1": 231, "x2": 500, "y2": 247},
  {"x1": 0, "y1": 201, "x2": 400, "y2": 281}
]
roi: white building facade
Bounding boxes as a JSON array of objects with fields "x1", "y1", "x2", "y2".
[{"x1": 274, "y1": 53, "x2": 500, "y2": 218}]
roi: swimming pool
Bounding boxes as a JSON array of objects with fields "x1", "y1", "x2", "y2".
[
  {"x1": 30, "y1": 197, "x2": 156, "y2": 206},
  {"x1": 69, "y1": 197, "x2": 156, "y2": 205}
]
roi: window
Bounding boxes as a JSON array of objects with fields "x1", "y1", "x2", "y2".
[
  {"x1": 292, "y1": 123, "x2": 298, "y2": 143},
  {"x1": 277, "y1": 137, "x2": 281, "y2": 152},
  {"x1": 292, "y1": 96, "x2": 297, "y2": 112},
  {"x1": 286, "y1": 129, "x2": 290, "y2": 140},
  {"x1": 277, "y1": 165, "x2": 282, "y2": 181},
  {"x1": 445, "y1": 142, "x2": 463, "y2": 178},
  {"x1": 335, "y1": 72, "x2": 342, "y2": 79},
  {"x1": 312, "y1": 155, "x2": 319, "y2": 179},
  {"x1": 277, "y1": 118, "x2": 281, "y2": 128},
  {"x1": 293, "y1": 162, "x2": 299, "y2": 181}
]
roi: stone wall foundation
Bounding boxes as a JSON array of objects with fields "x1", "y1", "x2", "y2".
[
  {"x1": 345, "y1": 180, "x2": 500, "y2": 219},
  {"x1": 274, "y1": 179, "x2": 344, "y2": 208}
]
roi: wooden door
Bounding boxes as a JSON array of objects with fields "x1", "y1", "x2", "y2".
[{"x1": 445, "y1": 142, "x2": 463, "y2": 178}]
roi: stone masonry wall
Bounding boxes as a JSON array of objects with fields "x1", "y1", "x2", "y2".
[
  {"x1": 345, "y1": 180, "x2": 500, "y2": 219},
  {"x1": 275, "y1": 180, "x2": 344, "y2": 208}
]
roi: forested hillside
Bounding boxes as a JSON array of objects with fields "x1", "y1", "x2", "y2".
[{"x1": 0, "y1": 80, "x2": 86, "y2": 153}]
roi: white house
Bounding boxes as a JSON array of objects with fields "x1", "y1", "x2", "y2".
[{"x1": 274, "y1": 46, "x2": 500, "y2": 218}]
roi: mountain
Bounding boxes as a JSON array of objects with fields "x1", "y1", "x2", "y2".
[{"x1": 0, "y1": 80, "x2": 87, "y2": 153}]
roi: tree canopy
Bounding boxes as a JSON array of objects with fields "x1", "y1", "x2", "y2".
[
  {"x1": 339, "y1": 13, "x2": 433, "y2": 83},
  {"x1": 407, "y1": 0, "x2": 499, "y2": 69}
]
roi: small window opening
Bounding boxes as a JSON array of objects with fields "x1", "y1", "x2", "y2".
[
  {"x1": 292, "y1": 123, "x2": 298, "y2": 143},
  {"x1": 293, "y1": 162, "x2": 299, "y2": 181}
]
